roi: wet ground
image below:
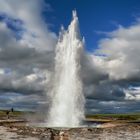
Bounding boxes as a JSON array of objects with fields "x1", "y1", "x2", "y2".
[{"x1": 0, "y1": 120, "x2": 140, "y2": 140}]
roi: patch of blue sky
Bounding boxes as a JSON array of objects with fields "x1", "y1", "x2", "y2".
[
  {"x1": 0, "y1": 12, "x2": 25, "y2": 40},
  {"x1": 4, "y1": 68, "x2": 12, "y2": 75},
  {"x1": 128, "y1": 85, "x2": 140, "y2": 90},
  {"x1": 128, "y1": 82, "x2": 140, "y2": 87},
  {"x1": 0, "y1": 92, "x2": 22, "y2": 98}
]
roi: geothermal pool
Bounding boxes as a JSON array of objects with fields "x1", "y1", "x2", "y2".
[{"x1": 30, "y1": 120, "x2": 102, "y2": 128}]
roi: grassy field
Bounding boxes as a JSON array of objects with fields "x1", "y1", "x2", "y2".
[
  {"x1": 0, "y1": 110, "x2": 30, "y2": 119},
  {"x1": 86, "y1": 113, "x2": 140, "y2": 121},
  {"x1": 0, "y1": 109, "x2": 140, "y2": 122},
  {"x1": 0, "y1": 110, "x2": 21, "y2": 116}
]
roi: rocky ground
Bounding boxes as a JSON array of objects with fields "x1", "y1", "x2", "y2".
[
  {"x1": 0, "y1": 126, "x2": 38, "y2": 140},
  {"x1": 0, "y1": 119, "x2": 140, "y2": 140}
]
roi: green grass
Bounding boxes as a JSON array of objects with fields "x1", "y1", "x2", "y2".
[
  {"x1": 86, "y1": 113, "x2": 140, "y2": 121},
  {"x1": 0, "y1": 110, "x2": 139, "y2": 121},
  {"x1": 0, "y1": 110, "x2": 33, "y2": 117}
]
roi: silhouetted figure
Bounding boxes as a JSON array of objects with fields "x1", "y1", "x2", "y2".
[
  {"x1": 11, "y1": 108, "x2": 14, "y2": 112},
  {"x1": 6, "y1": 111, "x2": 10, "y2": 119}
]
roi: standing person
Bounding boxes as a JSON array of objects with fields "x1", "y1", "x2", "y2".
[
  {"x1": 6, "y1": 110, "x2": 10, "y2": 119},
  {"x1": 11, "y1": 108, "x2": 14, "y2": 113}
]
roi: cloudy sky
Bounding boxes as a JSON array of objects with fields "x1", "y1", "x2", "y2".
[{"x1": 0, "y1": 0, "x2": 140, "y2": 114}]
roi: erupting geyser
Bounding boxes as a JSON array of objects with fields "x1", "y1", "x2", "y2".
[{"x1": 47, "y1": 10, "x2": 85, "y2": 127}]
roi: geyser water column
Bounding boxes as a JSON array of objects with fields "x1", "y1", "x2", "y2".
[{"x1": 47, "y1": 11, "x2": 85, "y2": 127}]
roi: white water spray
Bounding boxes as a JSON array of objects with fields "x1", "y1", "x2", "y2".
[{"x1": 47, "y1": 11, "x2": 85, "y2": 127}]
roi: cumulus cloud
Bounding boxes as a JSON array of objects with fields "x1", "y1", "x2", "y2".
[
  {"x1": 0, "y1": 0, "x2": 57, "y2": 51},
  {"x1": 97, "y1": 23, "x2": 140, "y2": 80},
  {"x1": 124, "y1": 87, "x2": 140, "y2": 101},
  {"x1": 0, "y1": 0, "x2": 57, "y2": 110},
  {"x1": 84, "y1": 20, "x2": 140, "y2": 113}
]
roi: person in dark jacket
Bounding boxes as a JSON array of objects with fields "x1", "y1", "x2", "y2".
[
  {"x1": 11, "y1": 108, "x2": 14, "y2": 112},
  {"x1": 6, "y1": 110, "x2": 10, "y2": 119}
]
